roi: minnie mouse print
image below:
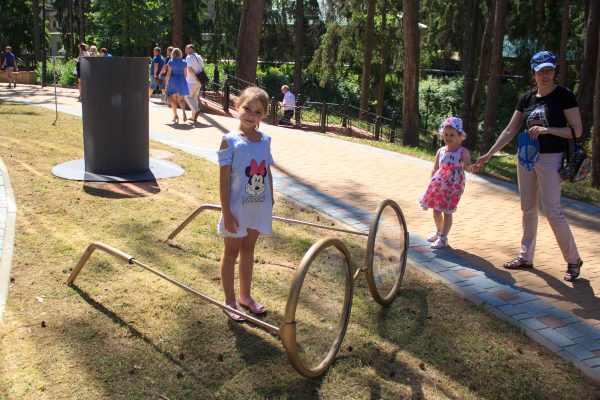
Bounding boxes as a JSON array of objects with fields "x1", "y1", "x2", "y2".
[{"x1": 243, "y1": 159, "x2": 267, "y2": 204}]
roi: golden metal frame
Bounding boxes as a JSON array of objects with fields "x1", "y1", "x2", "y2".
[
  {"x1": 67, "y1": 242, "x2": 279, "y2": 332},
  {"x1": 67, "y1": 199, "x2": 408, "y2": 378},
  {"x1": 165, "y1": 204, "x2": 369, "y2": 242},
  {"x1": 364, "y1": 199, "x2": 410, "y2": 305},
  {"x1": 280, "y1": 237, "x2": 353, "y2": 378}
]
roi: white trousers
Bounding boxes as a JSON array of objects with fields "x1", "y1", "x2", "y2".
[
  {"x1": 185, "y1": 81, "x2": 201, "y2": 114},
  {"x1": 517, "y1": 152, "x2": 580, "y2": 264}
]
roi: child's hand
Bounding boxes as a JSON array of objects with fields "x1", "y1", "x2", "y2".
[
  {"x1": 473, "y1": 155, "x2": 490, "y2": 172},
  {"x1": 223, "y1": 213, "x2": 239, "y2": 234}
]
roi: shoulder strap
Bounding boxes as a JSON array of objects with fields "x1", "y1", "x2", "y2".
[{"x1": 193, "y1": 53, "x2": 203, "y2": 70}]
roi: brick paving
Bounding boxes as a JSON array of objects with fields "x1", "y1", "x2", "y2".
[{"x1": 2, "y1": 85, "x2": 600, "y2": 380}]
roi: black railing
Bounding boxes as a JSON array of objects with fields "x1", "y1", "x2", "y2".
[{"x1": 198, "y1": 66, "x2": 438, "y2": 148}]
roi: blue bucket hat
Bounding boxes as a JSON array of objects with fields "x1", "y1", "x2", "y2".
[
  {"x1": 531, "y1": 51, "x2": 556, "y2": 72},
  {"x1": 517, "y1": 131, "x2": 540, "y2": 171}
]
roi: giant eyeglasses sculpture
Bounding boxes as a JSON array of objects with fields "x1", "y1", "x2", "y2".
[{"x1": 67, "y1": 199, "x2": 408, "y2": 378}]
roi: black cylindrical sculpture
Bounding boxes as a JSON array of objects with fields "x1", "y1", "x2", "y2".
[
  {"x1": 81, "y1": 57, "x2": 149, "y2": 175},
  {"x1": 52, "y1": 57, "x2": 184, "y2": 182}
]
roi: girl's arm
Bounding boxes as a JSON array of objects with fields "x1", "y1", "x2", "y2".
[
  {"x1": 462, "y1": 148, "x2": 474, "y2": 173},
  {"x1": 219, "y1": 140, "x2": 238, "y2": 233},
  {"x1": 474, "y1": 110, "x2": 522, "y2": 170},
  {"x1": 268, "y1": 165, "x2": 274, "y2": 206},
  {"x1": 431, "y1": 148, "x2": 441, "y2": 177}
]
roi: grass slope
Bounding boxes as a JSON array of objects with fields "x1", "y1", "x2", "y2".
[{"x1": 0, "y1": 102, "x2": 599, "y2": 400}]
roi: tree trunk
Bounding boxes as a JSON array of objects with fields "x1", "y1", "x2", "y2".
[
  {"x1": 577, "y1": 0, "x2": 600, "y2": 140},
  {"x1": 32, "y1": 0, "x2": 41, "y2": 61},
  {"x1": 376, "y1": 0, "x2": 388, "y2": 118},
  {"x1": 592, "y1": 24, "x2": 600, "y2": 188},
  {"x1": 468, "y1": 0, "x2": 495, "y2": 151},
  {"x1": 480, "y1": 0, "x2": 507, "y2": 154},
  {"x1": 359, "y1": 0, "x2": 377, "y2": 119},
  {"x1": 460, "y1": 0, "x2": 478, "y2": 146},
  {"x1": 235, "y1": 0, "x2": 266, "y2": 83},
  {"x1": 78, "y1": 0, "x2": 85, "y2": 44},
  {"x1": 294, "y1": 0, "x2": 303, "y2": 94},
  {"x1": 172, "y1": 0, "x2": 183, "y2": 49},
  {"x1": 402, "y1": 0, "x2": 420, "y2": 146},
  {"x1": 67, "y1": 0, "x2": 75, "y2": 57},
  {"x1": 558, "y1": 0, "x2": 569, "y2": 86},
  {"x1": 124, "y1": 0, "x2": 131, "y2": 56}
]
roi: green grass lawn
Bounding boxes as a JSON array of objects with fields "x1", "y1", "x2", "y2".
[{"x1": 1, "y1": 101, "x2": 600, "y2": 399}]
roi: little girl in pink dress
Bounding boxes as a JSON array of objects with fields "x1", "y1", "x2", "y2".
[{"x1": 419, "y1": 117, "x2": 474, "y2": 249}]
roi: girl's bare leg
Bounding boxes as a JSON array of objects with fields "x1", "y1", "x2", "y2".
[
  {"x1": 442, "y1": 213, "x2": 453, "y2": 236},
  {"x1": 433, "y1": 210, "x2": 443, "y2": 234},
  {"x1": 221, "y1": 237, "x2": 241, "y2": 305},
  {"x1": 238, "y1": 229, "x2": 260, "y2": 301}
]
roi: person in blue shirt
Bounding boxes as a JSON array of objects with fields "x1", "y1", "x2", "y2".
[
  {"x1": 2, "y1": 46, "x2": 18, "y2": 88},
  {"x1": 164, "y1": 48, "x2": 189, "y2": 123},
  {"x1": 100, "y1": 48, "x2": 112, "y2": 57},
  {"x1": 148, "y1": 46, "x2": 164, "y2": 98}
]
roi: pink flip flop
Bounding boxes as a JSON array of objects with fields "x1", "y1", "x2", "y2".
[
  {"x1": 223, "y1": 301, "x2": 246, "y2": 322},
  {"x1": 239, "y1": 297, "x2": 267, "y2": 315}
]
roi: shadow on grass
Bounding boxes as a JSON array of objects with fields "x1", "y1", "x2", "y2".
[
  {"x1": 83, "y1": 180, "x2": 161, "y2": 199},
  {"x1": 0, "y1": 101, "x2": 43, "y2": 116},
  {"x1": 68, "y1": 284, "x2": 202, "y2": 382}
]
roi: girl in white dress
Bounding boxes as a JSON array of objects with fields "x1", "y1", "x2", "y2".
[{"x1": 217, "y1": 87, "x2": 274, "y2": 322}]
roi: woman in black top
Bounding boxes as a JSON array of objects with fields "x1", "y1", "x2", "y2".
[{"x1": 474, "y1": 51, "x2": 583, "y2": 281}]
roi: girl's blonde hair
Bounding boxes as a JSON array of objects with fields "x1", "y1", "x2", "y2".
[
  {"x1": 236, "y1": 86, "x2": 269, "y2": 114},
  {"x1": 171, "y1": 48, "x2": 182, "y2": 59}
]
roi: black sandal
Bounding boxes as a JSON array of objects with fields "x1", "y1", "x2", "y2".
[
  {"x1": 503, "y1": 257, "x2": 533, "y2": 270},
  {"x1": 564, "y1": 259, "x2": 583, "y2": 282}
]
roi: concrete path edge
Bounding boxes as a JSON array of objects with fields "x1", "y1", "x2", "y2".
[{"x1": 0, "y1": 158, "x2": 17, "y2": 322}]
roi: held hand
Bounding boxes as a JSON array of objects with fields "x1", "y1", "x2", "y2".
[
  {"x1": 528, "y1": 126, "x2": 548, "y2": 139},
  {"x1": 473, "y1": 155, "x2": 490, "y2": 173},
  {"x1": 223, "y1": 213, "x2": 239, "y2": 234}
]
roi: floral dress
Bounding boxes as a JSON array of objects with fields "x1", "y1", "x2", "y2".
[{"x1": 419, "y1": 146, "x2": 466, "y2": 214}]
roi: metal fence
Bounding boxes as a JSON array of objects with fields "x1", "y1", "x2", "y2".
[{"x1": 199, "y1": 69, "x2": 438, "y2": 149}]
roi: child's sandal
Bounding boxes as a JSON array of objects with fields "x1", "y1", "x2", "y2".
[
  {"x1": 223, "y1": 301, "x2": 246, "y2": 322},
  {"x1": 239, "y1": 297, "x2": 267, "y2": 315},
  {"x1": 564, "y1": 259, "x2": 583, "y2": 282},
  {"x1": 503, "y1": 257, "x2": 533, "y2": 270},
  {"x1": 427, "y1": 231, "x2": 440, "y2": 242}
]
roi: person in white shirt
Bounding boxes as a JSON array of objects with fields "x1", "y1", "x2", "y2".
[
  {"x1": 278, "y1": 85, "x2": 296, "y2": 126},
  {"x1": 184, "y1": 44, "x2": 204, "y2": 123}
]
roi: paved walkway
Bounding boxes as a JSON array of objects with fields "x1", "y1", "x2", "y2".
[{"x1": 2, "y1": 85, "x2": 600, "y2": 380}]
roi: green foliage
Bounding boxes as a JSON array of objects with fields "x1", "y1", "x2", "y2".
[
  {"x1": 419, "y1": 0, "x2": 465, "y2": 67},
  {"x1": 183, "y1": 0, "x2": 241, "y2": 62},
  {"x1": 257, "y1": 64, "x2": 294, "y2": 95},
  {"x1": 0, "y1": 0, "x2": 33, "y2": 54},
  {"x1": 35, "y1": 58, "x2": 77, "y2": 86},
  {"x1": 84, "y1": 0, "x2": 171, "y2": 56},
  {"x1": 418, "y1": 75, "x2": 463, "y2": 131}
]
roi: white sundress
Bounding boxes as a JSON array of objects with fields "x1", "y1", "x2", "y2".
[{"x1": 216, "y1": 131, "x2": 274, "y2": 237}]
